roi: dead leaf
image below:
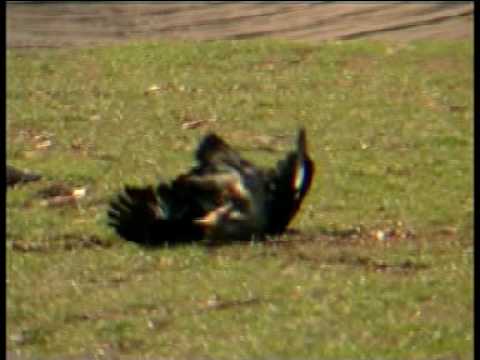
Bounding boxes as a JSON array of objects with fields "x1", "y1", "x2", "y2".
[
  {"x1": 181, "y1": 114, "x2": 216, "y2": 130},
  {"x1": 182, "y1": 119, "x2": 209, "y2": 130},
  {"x1": 36, "y1": 183, "x2": 87, "y2": 206},
  {"x1": 72, "y1": 188, "x2": 87, "y2": 199},
  {"x1": 449, "y1": 105, "x2": 467, "y2": 112},
  {"x1": 144, "y1": 84, "x2": 163, "y2": 94},
  {"x1": 35, "y1": 140, "x2": 52, "y2": 150},
  {"x1": 36, "y1": 183, "x2": 73, "y2": 198},
  {"x1": 41, "y1": 195, "x2": 78, "y2": 207},
  {"x1": 374, "y1": 230, "x2": 386, "y2": 241}
]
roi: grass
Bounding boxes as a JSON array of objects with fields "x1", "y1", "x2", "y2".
[{"x1": 7, "y1": 39, "x2": 473, "y2": 359}]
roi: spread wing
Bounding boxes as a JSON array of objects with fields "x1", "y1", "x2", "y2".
[
  {"x1": 107, "y1": 185, "x2": 205, "y2": 246},
  {"x1": 107, "y1": 129, "x2": 315, "y2": 245},
  {"x1": 107, "y1": 133, "x2": 260, "y2": 245}
]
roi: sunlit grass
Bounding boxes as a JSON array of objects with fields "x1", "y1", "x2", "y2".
[{"x1": 7, "y1": 39, "x2": 473, "y2": 359}]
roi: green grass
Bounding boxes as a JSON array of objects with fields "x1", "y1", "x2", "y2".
[{"x1": 7, "y1": 39, "x2": 473, "y2": 359}]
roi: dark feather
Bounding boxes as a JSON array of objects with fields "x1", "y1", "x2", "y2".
[
  {"x1": 107, "y1": 128, "x2": 314, "y2": 246},
  {"x1": 264, "y1": 129, "x2": 315, "y2": 234},
  {"x1": 107, "y1": 185, "x2": 204, "y2": 246},
  {"x1": 7, "y1": 165, "x2": 42, "y2": 187}
]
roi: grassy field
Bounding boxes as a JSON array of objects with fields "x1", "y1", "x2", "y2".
[{"x1": 7, "y1": 39, "x2": 473, "y2": 359}]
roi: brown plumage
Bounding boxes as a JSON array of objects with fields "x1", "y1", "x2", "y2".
[{"x1": 107, "y1": 128, "x2": 314, "y2": 246}]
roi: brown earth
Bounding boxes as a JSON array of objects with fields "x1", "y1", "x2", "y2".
[{"x1": 6, "y1": 2, "x2": 473, "y2": 49}]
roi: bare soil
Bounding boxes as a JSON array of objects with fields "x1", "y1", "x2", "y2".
[{"x1": 7, "y1": 2, "x2": 473, "y2": 49}]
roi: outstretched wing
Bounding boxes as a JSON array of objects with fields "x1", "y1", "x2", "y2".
[
  {"x1": 107, "y1": 185, "x2": 204, "y2": 246},
  {"x1": 107, "y1": 129, "x2": 314, "y2": 245},
  {"x1": 264, "y1": 128, "x2": 315, "y2": 234},
  {"x1": 107, "y1": 133, "x2": 259, "y2": 245}
]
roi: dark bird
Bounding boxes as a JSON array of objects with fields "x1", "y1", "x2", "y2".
[
  {"x1": 107, "y1": 128, "x2": 314, "y2": 246},
  {"x1": 7, "y1": 165, "x2": 42, "y2": 187}
]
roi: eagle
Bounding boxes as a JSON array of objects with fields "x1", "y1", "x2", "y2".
[{"x1": 107, "y1": 128, "x2": 314, "y2": 246}]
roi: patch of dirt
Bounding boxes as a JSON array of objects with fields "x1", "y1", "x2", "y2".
[
  {"x1": 10, "y1": 234, "x2": 112, "y2": 253},
  {"x1": 6, "y1": 2, "x2": 473, "y2": 49}
]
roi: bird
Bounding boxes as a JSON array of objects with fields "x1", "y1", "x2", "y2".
[
  {"x1": 7, "y1": 165, "x2": 42, "y2": 187},
  {"x1": 107, "y1": 128, "x2": 314, "y2": 246}
]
